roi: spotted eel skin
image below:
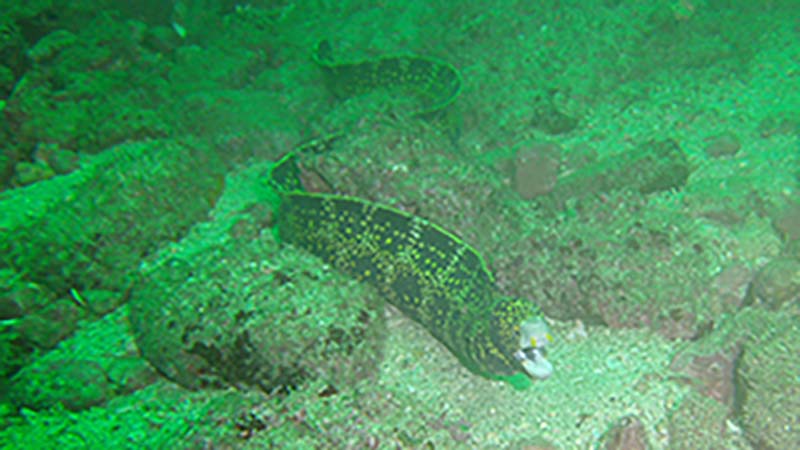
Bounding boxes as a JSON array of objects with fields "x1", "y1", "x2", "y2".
[
  {"x1": 313, "y1": 40, "x2": 462, "y2": 117},
  {"x1": 269, "y1": 154, "x2": 553, "y2": 386}
]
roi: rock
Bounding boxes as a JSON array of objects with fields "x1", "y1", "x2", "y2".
[
  {"x1": 667, "y1": 391, "x2": 731, "y2": 449},
  {"x1": 0, "y1": 294, "x2": 23, "y2": 319},
  {"x1": 544, "y1": 138, "x2": 690, "y2": 210},
  {"x1": 772, "y1": 201, "x2": 800, "y2": 242},
  {"x1": 144, "y1": 25, "x2": 182, "y2": 54},
  {"x1": 0, "y1": 145, "x2": 12, "y2": 188},
  {"x1": 529, "y1": 91, "x2": 579, "y2": 135},
  {"x1": 757, "y1": 111, "x2": 800, "y2": 138},
  {"x1": 16, "y1": 297, "x2": 82, "y2": 349},
  {"x1": 8, "y1": 306, "x2": 160, "y2": 411},
  {"x1": 129, "y1": 164, "x2": 385, "y2": 393},
  {"x1": 746, "y1": 257, "x2": 800, "y2": 309},
  {"x1": 0, "y1": 269, "x2": 54, "y2": 317},
  {"x1": 497, "y1": 187, "x2": 733, "y2": 339},
  {"x1": 631, "y1": 139, "x2": 691, "y2": 194},
  {"x1": 512, "y1": 141, "x2": 561, "y2": 199},
  {"x1": 707, "y1": 264, "x2": 751, "y2": 317},
  {"x1": 598, "y1": 415, "x2": 650, "y2": 450},
  {"x1": 784, "y1": 239, "x2": 800, "y2": 259},
  {"x1": 10, "y1": 359, "x2": 110, "y2": 411},
  {"x1": 682, "y1": 175, "x2": 774, "y2": 226},
  {"x1": 79, "y1": 289, "x2": 127, "y2": 316},
  {"x1": 13, "y1": 161, "x2": 55, "y2": 186},
  {"x1": 704, "y1": 132, "x2": 741, "y2": 158},
  {"x1": 0, "y1": 64, "x2": 14, "y2": 95},
  {"x1": 104, "y1": 354, "x2": 161, "y2": 396},
  {"x1": 669, "y1": 343, "x2": 741, "y2": 407},
  {"x1": 0, "y1": 139, "x2": 226, "y2": 295},
  {"x1": 27, "y1": 30, "x2": 78, "y2": 63},
  {"x1": 33, "y1": 143, "x2": 80, "y2": 175},
  {"x1": 735, "y1": 310, "x2": 800, "y2": 448}
]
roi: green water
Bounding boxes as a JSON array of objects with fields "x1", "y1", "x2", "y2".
[{"x1": 1, "y1": 1, "x2": 798, "y2": 448}]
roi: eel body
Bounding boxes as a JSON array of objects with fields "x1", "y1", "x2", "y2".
[
  {"x1": 313, "y1": 40, "x2": 462, "y2": 117},
  {"x1": 269, "y1": 154, "x2": 553, "y2": 384}
]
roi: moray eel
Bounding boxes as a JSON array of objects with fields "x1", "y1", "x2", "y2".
[
  {"x1": 313, "y1": 40, "x2": 462, "y2": 117},
  {"x1": 268, "y1": 153, "x2": 554, "y2": 387}
]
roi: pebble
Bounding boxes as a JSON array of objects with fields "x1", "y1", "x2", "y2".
[
  {"x1": 513, "y1": 141, "x2": 561, "y2": 199},
  {"x1": 704, "y1": 132, "x2": 741, "y2": 158}
]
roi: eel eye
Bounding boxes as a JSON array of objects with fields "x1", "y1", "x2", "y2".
[
  {"x1": 530, "y1": 332, "x2": 555, "y2": 348},
  {"x1": 520, "y1": 319, "x2": 553, "y2": 351}
]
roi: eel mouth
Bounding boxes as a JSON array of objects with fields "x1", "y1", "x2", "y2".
[
  {"x1": 514, "y1": 318, "x2": 554, "y2": 379},
  {"x1": 515, "y1": 346, "x2": 553, "y2": 379}
]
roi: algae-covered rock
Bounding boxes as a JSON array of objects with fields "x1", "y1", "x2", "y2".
[
  {"x1": 15, "y1": 297, "x2": 83, "y2": 349},
  {"x1": 0, "y1": 64, "x2": 16, "y2": 96},
  {"x1": 757, "y1": 110, "x2": 800, "y2": 138},
  {"x1": 784, "y1": 239, "x2": 800, "y2": 259},
  {"x1": 543, "y1": 138, "x2": 690, "y2": 210},
  {"x1": 8, "y1": 306, "x2": 158, "y2": 412},
  {"x1": 704, "y1": 132, "x2": 741, "y2": 158},
  {"x1": 1, "y1": 377, "x2": 269, "y2": 449},
  {"x1": 528, "y1": 91, "x2": 579, "y2": 135},
  {"x1": 746, "y1": 256, "x2": 800, "y2": 309},
  {"x1": 32, "y1": 143, "x2": 81, "y2": 176},
  {"x1": 734, "y1": 309, "x2": 800, "y2": 449},
  {"x1": 598, "y1": 415, "x2": 650, "y2": 450},
  {"x1": 669, "y1": 341, "x2": 741, "y2": 407},
  {"x1": 770, "y1": 200, "x2": 800, "y2": 242},
  {"x1": 502, "y1": 188, "x2": 737, "y2": 339},
  {"x1": 667, "y1": 391, "x2": 732, "y2": 449},
  {"x1": 3, "y1": 18, "x2": 173, "y2": 154},
  {"x1": 512, "y1": 140, "x2": 561, "y2": 200},
  {"x1": 12, "y1": 160, "x2": 55, "y2": 186},
  {"x1": 0, "y1": 139, "x2": 226, "y2": 296},
  {"x1": 129, "y1": 164, "x2": 384, "y2": 393},
  {"x1": 9, "y1": 358, "x2": 110, "y2": 411}
]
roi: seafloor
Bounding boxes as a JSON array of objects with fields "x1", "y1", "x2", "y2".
[{"x1": 0, "y1": 1, "x2": 798, "y2": 449}]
